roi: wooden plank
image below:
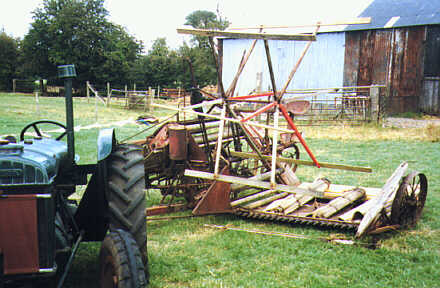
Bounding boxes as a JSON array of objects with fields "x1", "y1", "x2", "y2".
[
  {"x1": 151, "y1": 102, "x2": 296, "y2": 133},
  {"x1": 338, "y1": 198, "x2": 375, "y2": 222},
  {"x1": 325, "y1": 184, "x2": 381, "y2": 200},
  {"x1": 355, "y1": 162, "x2": 408, "y2": 238},
  {"x1": 242, "y1": 192, "x2": 288, "y2": 209},
  {"x1": 231, "y1": 169, "x2": 282, "y2": 192},
  {"x1": 231, "y1": 190, "x2": 275, "y2": 207},
  {"x1": 228, "y1": 18, "x2": 372, "y2": 30},
  {"x1": 177, "y1": 28, "x2": 316, "y2": 41},
  {"x1": 230, "y1": 151, "x2": 372, "y2": 173},
  {"x1": 184, "y1": 169, "x2": 324, "y2": 197},
  {"x1": 310, "y1": 188, "x2": 365, "y2": 218}
]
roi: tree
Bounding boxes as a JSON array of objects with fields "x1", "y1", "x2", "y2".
[
  {"x1": 182, "y1": 10, "x2": 230, "y2": 88},
  {"x1": 185, "y1": 10, "x2": 229, "y2": 48},
  {"x1": 0, "y1": 30, "x2": 19, "y2": 91},
  {"x1": 131, "y1": 38, "x2": 181, "y2": 88},
  {"x1": 21, "y1": 0, "x2": 142, "y2": 86}
]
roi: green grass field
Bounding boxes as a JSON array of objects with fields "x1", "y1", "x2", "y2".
[{"x1": 1, "y1": 93, "x2": 439, "y2": 287}]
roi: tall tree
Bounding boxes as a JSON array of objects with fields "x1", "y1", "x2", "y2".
[
  {"x1": 183, "y1": 10, "x2": 229, "y2": 88},
  {"x1": 185, "y1": 10, "x2": 229, "y2": 48},
  {"x1": 21, "y1": 0, "x2": 142, "y2": 86},
  {"x1": 131, "y1": 38, "x2": 181, "y2": 88},
  {"x1": 0, "y1": 30, "x2": 19, "y2": 91}
]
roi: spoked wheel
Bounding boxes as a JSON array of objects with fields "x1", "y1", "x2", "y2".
[
  {"x1": 279, "y1": 143, "x2": 300, "y2": 172},
  {"x1": 20, "y1": 120, "x2": 67, "y2": 141},
  {"x1": 391, "y1": 172, "x2": 428, "y2": 227},
  {"x1": 99, "y1": 229, "x2": 147, "y2": 288}
]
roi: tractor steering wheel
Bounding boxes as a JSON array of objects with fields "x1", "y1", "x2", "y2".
[{"x1": 20, "y1": 120, "x2": 67, "y2": 141}]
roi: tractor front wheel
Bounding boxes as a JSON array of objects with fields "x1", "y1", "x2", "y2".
[
  {"x1": 99, "y1": 229, "x2": 147, "y2": 288},
  {"x1": 107, "y1": 144, "x2": 148, "y2": 268}
]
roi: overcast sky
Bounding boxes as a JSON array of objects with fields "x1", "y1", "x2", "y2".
[{"x1": 0, "y1": 0, "x2": 372, "y2": 51}]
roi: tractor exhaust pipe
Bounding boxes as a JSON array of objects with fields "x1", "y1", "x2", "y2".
[{"x1": 58, "y1": 64, "x2": 77, "y2": 165}]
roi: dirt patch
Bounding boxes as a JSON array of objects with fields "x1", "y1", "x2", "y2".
[{"x1": 383, "y1": 117, "x2": 440, "y2": 128}]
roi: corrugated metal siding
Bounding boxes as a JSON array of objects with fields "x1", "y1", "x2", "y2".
[
  {"x1": 221, "y1": 33, "x2": 345, "y2": 101},
  {"x1": 344, "y1": 27, "x2": 425, "y2": 114},
  {"x1": 424, "y1": 26, "x2": 440, "y2": 77},
  {"x1": 421, "y1": 26, "x2": 440, "y2": 114},
  {"x1": 421, "y1": 77, "x2": 440, "y2": 114}
]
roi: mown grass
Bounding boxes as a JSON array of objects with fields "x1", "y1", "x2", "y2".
[{"x1": 1, "y1": 93, "x2": 439, "y2": 287}]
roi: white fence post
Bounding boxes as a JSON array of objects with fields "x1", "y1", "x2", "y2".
[
  {"x1": 370, "y1": 85, "x2": 380, "y2": 122},
  {"x1": 35, "y1": 91, "x2": 40, "y2": 117},
  {"x1": 124, "y1": 85, "x2": 128, "y2": 108},
  {"x1": 107, "y1": 82, "x2": 111, "y2": 106},
  {"x1": 86, "y1": 81, "x2": 90, "y2": 103}
]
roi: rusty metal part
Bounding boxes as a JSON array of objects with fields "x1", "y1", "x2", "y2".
[
  {"x1": 169, "y1": 124, "x2": 188, "y2": 161},
  {"x1": 233, "y1": 208, "x2": 358, "y2": 230},
  {"x1": 391, "y1": 172, "x2": 428, "y2": 227},
  {"x1": 146, "y1": 203, "x2": 188, "y2": 216},
  {"x1": 278, "y1": 143, "x2": 300, "y2": 172},
  {"x1": 192, "y1": 167, "x2": 232, "y2": 215}
]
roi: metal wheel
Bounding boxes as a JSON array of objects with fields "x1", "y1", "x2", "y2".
[
  {"x1": 391, "y1": 172, "x2": 428, "y2": 227},
  {"x1": 20, "y1": 120, "x2": 67, "y2": 141},
  {"x1": 279, "y1": 143, "x2": 300, "y2": 172},
  {"x1": 99, "y1": 229, "x2": 147, "y2": 288}
]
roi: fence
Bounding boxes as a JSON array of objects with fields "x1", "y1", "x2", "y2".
[
  {"x1": 282, "y1": 85, "x2": 384, "y2": 125},
  {"x1": 86, "y1": 82, "x2": 157, "y2": 111},
  {"x1": 234, "y1": 85, "x2": 385, "y2": 126}
]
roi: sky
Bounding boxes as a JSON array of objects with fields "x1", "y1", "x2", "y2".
[{"x1": 0, "y1": 0, "x2": 372, "y2": 51}]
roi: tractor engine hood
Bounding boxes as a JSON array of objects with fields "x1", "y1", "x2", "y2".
[{"x1": 0, "y1": 138, "x2": 68, "y2": 186}]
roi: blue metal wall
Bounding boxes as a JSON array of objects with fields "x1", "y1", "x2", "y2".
[{"x1": 221, "y1": 32, "x2": 345, "y2": 101}]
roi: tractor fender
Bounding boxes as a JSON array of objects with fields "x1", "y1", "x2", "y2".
[{"x1": 97, "y1": 128, "x2": 116, "y2": 162}]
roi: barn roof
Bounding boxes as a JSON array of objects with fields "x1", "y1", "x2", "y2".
[{"x1": 345, "y1": 0, "x2": 440, "y2": 31}]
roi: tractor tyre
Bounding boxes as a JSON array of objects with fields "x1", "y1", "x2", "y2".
[
  {"x1": 107, "y1": 144, "x2": 147, "y2": 266},
  {"x1": 99, "y1": 229, "x2": 147, "y2": 288}
]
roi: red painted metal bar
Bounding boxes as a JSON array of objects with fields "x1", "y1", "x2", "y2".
[
  {"x1": 279, "y1": 103, "x2": 320, "y2": 168},
  {"x1": 240, "y1": 102, "x2": 277, "y2": 123},
  {"x1": 228, "y1": 92, "x2": 274, "y2": 100}
]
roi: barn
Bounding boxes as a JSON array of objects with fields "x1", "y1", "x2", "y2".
[{"x1": 219, "y1": 0, "x2": 440, "y2": 115}]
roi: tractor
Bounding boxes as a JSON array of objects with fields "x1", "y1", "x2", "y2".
[{"x1": 0, "y1": 65, "x2": 147, "y2": 287}]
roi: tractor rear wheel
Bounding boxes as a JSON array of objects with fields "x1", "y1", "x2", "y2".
[
  {"x1": 99, "y1": 229, "x2": 147, "y2": 288},
  {"x1": 107, "y1": 144, "x2": 147, "y2": 266}
]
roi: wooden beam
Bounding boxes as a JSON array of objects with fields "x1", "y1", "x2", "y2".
[
  {"x1": 184, "y1": 169, "x2": 324, "y2": 197},
  {"x1": 228, "y1": 17, "x2": 372, "y2": 30},
  {"x1": 229, "y1": 151, "x2": 372, "y2": 173},
  {"x1": 151, "y1": 102, "x2": 296, "y2": 134},
  {"x1": 177, "y1": 28, "x2": 316, "y2": 41},
  {"x1": 355, "y1": 162, "x2": 408, "y2": 238}
]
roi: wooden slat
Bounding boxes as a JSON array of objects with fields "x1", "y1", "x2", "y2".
[
  {"x1": 310, "y1": 188, "x2": 365, "y2": 218},
  {"x1": 151, "y1": 102, "x2": 296, "y2": 134},
  {"x1": 177, "y1": 28, "x2": 316, "y2": 41},
  {"x1": 231, "y1": 190, "x2": 275, "y2": 207},
  {"x1": 242, "y1": 192, "x2": 289, "y2": 209},
  {"x1": 228, "y1": 18, "x2": 372, "y2": 30},
  {"x1": 355, "y1": 162, "x2": 408, "y2": 238},
  {"x1": 230, "y1": 151, "x2": 372, "y2": 173},
  {"x1": 184, "y1": 169, "x2": 324, "y2": 197},
  {"x1": 325, "y1": 184, "x2": 381, "y2": 200}
]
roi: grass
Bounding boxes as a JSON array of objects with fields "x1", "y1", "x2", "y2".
[{"x1": 1, "y1": 93, "x2": 439, "y2": 287}]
